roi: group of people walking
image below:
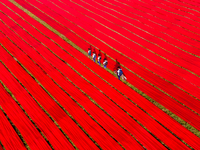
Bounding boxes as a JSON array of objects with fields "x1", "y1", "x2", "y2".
[
  {"x1": 88, "y1": 46, "x2": 126, "y2": 81},
  {"x1": 88, "y1": 46, "x2": 108, "y2": 68}
]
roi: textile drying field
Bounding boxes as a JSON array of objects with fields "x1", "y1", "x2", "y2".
[{"x1": 0, "y1": 0, "x2": 200, "y2": 149}]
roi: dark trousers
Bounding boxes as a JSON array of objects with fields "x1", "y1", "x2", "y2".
[{"x1": 118, "y1": 75, "x2": 121, "y2": 80}]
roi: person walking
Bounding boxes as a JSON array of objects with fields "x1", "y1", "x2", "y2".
[
  {"x1": 117, "y1": 67, "x2": 123, "y2": 80},
  {"x1": 113, "y1": 59, "x2": 120, "y2": 75},
  {"x1": 97, "y1": 50, "x2": 102, "y2": 65},
  {"x1": 97, "y1": 54, "x2": 102, "y2": 65},
  {"x1": 92, "y1": 49, "x2": 96, "y2": 62},
  {"x1": 103, "y1": 54, "x2": 108, "y2": 68},
  {"x1": 103, "y1": 58, "x2": 108, "y2": 68},
  {"x1": 88, "y1": 47, "x2": 92, "y2": 58}
]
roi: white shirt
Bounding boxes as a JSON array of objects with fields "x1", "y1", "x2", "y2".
[
  {"x1": 117, "y1": 68, "x2": 122, "y2": 76},
  {"x1": 98, "y1": 56, "x2": 101, "y2": 61},
  {"x1": 103, "y1": 60, "x2": 107, "y2": 65},
  {"x1": 93, "y1": 53, "x2": 96, "y2": 59}
]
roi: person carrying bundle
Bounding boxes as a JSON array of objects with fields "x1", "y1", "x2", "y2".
[
  {"x1": 103, "y1": 54, "x2": 108, "y2": 68},
  {"x1": 113, "y1": 59, "x2": 120, "y2": 75},
  {"x1": 92, "y1": 49, "x2": 96, "y2": 62},
  {"x1": 88, "y1": 47, "x2": 92, "y2": 58},
  {"x1": 117, "y1": 67, "x2": 123, "y2": 80},
  {"x1": 88, "y1": 45, "x2": 92, "y2": 57},
  {"x1": 97, "y1": 50, "x2": 102, "y2": 65}
]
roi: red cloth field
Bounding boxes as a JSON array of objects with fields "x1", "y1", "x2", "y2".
[
  {"x1": 0, "y1": 100, "x2": 26, "y2": 150},
  {"x1": 1, "y1": 0, "x2": 200, "y2": 149}
]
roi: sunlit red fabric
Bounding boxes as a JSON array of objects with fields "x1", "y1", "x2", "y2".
[{"x1": 1, "y1": 0, "x2": 200, "y2": 149}]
